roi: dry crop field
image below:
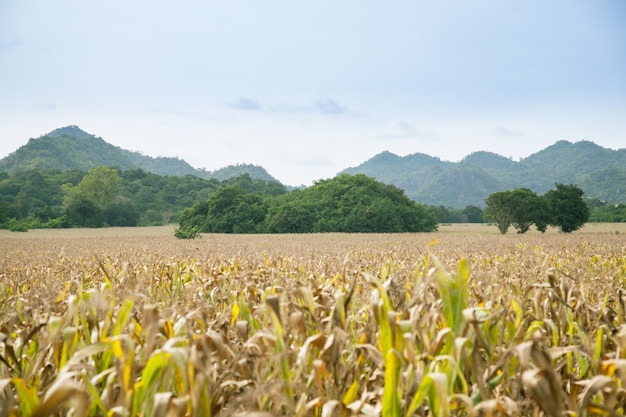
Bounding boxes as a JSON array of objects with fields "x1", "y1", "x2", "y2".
[{"x1": 1, "y1": 224, "x2": 626, "y2": 416}]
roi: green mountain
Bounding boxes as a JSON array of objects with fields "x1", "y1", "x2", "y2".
[
  {"x1": 341, "y1": 151, "x2": 453, "y2": 192},
  {"x1": 3, "y1": 127, "x2": 624, "y2": 208},
  {"x1": 340, "y1": 140, "x2": 626, "y2": 207},
  {"x1": 0, "y1": 126, "x2": 279, "y2": 182}
]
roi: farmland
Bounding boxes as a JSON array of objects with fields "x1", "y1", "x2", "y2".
[{"x1": 1, "y1": 224, "x2": 626, "y2": 416}]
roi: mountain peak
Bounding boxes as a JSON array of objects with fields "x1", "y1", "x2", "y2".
[{"x1": 45, "y1": 125, "x2": 93, "y2": 139}]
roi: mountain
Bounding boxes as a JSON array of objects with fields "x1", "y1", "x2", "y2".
[
  {"x1": 341, "y1": 141, "x2": 626, "y2": 207},
  {"x1": 341, "y1": 151, "x2": 453, "y2": 192},
  {"x1": 0, "y1": 126, "x2": 279, "y2": 183},
  {"x1": 2, "y1": 126, "x2": 624, "y2": 208}
]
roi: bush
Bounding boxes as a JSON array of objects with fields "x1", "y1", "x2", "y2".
[
  {"x1": 8, "y1": 218, "x2": 29, "y2": 232},
  {"x1": 174, "y1": 225, "x2": 201, "y2": 239}
]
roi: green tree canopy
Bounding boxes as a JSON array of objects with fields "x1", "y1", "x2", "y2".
[
  {"x1": 508, "y1": 188, "x2": 542, "y2": 234},
  {"x1": 61, "y1": 166, "x2": 123, "y2": 227},
  {"x1": 62, "y1": 166, "x2": 122, "y2": 210},
  {"x1": 544, "y1": 183, "x2": 590, "y2": 233},
  {"x1": 462, "y1": 205, "x2": 484, "y2": 223},
  {"x1": 177, "y1": 174, "x2": 438, "y2": 234},
  {"x1": 64, "y1": 197, "x2": 105, "y2": 227},
  {"x1": 484, "y1": 191, "x2": 513, "y2": 234},
  {"x1": 485, "y1": 184, "x2": 590, "y2": 234},
  {"x1": 265, "y1": 174, "x2": 437, "y2": 233}
]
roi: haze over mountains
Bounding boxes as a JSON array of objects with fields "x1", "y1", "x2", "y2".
[{"x1": 1, "y1": 126, "x2": 624, "y2": 208}]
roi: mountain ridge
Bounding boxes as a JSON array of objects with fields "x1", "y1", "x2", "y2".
[
  {"x1": 0, "y1": 126, "x2": 279, "y2": 183},
  {"x1": 341, "y1": 140, "x2": 625, "y2": 206},
  {"x1": 1, "y1": 126, "x2": 624, "y2": 207}
]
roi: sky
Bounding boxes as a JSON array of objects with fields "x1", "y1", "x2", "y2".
[{"x1": 1, "y1": 1, "x2": 625, "y2": 186}]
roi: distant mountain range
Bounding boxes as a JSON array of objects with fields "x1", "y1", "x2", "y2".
[
  {"x1": 340, "y1": 141, "x2": 626, "y2": 206},
  {"x1": 1, "y1": 126, "x2": 624, "y2": 207},
  {"x1": 0, "y1": 126, "x2": 278, "y2": 183}
]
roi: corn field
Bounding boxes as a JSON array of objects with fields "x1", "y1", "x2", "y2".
[{"x1": 1, "y1": 224, "x2": 626, "y2": 416}]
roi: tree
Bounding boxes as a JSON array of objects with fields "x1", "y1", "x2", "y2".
[
  {"x1": 204, "y1": 186, "x2": 268, "y2": 233},
  {"x1": 484, "y1": 191, "x2": 513, "y2": 234},
  {"x1": 589, "y1": 203, "x2": 626, "y2": 222},
  {"x1": 265, "y1": 199, "x2": 316, "y2": 233},
  {"x1": 268, "y1": 174, "x2": 437, "y2": 233},
  {"x1": 62, "y1": 167, "x2": 122, "y2": 227},
  {"x1": 62, "y1": 166, "x2": 122, "y2": 211},
  {"x1": 508, "y1": 188, "x2": 541, "y2": 234},
  {"x1": 544, "y1": 183, "x2": 590, "y2": 232},
  {"x1": 462, "y1": 205, "x2": 484, "y2": 223},
  {"x1": 177, "y1": 174, "x2": 438, "y2": 234},
  {"x1": 105, "y1": 199, "x2": 140, "y2": 227},
  {"x1": 533, "y1": 196, "x2": 552, "y2": 233},
  {"x1": 64, "y1": 197, "x2": 105, "y2": 227}
]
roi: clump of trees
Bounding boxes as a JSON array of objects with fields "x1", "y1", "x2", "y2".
[
  {"x1": 0, "y1": 168, "x2": 230, "y2": 229},
  {"x1": 484, "y1": 184, "x2": 590, "y2": 234},
  {"x1": 61, "y1": 166, "x2": 140, "y2": 227},
  {"x1": 587, "y1": 199, "x2": 626, "y2": 222},
  {"x1": 176, "y1": 174, "x2": 438, "y2": 236},
  {"x1": 2, "y1": 165, "x2": 618, "y2": 235}
]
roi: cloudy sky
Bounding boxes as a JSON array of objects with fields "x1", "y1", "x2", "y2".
[{"x1": 1, "y1": 1, "x2": 625, "y2": 185}]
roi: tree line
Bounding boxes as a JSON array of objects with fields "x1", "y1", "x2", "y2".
[
  {"x1": 483, "y1": 184, "x2": 591, "y2": 234},
  {"x1": 0, "y1": 167, "x2": 244, "y2": 230},
  {"x1": 1, "y1": 166, "x2": 623, "y2": 233},
  {"x1": 175, "y1": 174, "x2": 438, "y2": 236}
]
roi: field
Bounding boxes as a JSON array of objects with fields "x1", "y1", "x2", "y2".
[{"x1": 1, "y1": 224, "x2": 626, "y2": 416}]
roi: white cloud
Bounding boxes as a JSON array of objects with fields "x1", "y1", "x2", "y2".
[
  {"x1": 33, "y1": 102, "x2": 56, "y2": 111},
  {"x1": 377, "y1": 119, "x2": 439, "y2": 141},
  {"x1": 494, "y1": 126, "x2": 524, "y2": 137},
  {"x1": 228, "y1": 97, "x2": 262, "y2": 111},
  {"x1": 314, "y1": 98, "x2": 347, "y2": 115}
]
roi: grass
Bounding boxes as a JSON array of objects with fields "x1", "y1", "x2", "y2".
[{"x1": 1, "y1": 225, "x2": 625, "y2": 415}]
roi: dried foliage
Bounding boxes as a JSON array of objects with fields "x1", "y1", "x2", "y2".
[{"x1": 1, "y1": 225, "x2": 625, "y2": 416}]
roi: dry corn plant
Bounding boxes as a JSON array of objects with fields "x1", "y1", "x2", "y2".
[{"x1": 0, "y1": 227, "x2": 625, "y2": 416}]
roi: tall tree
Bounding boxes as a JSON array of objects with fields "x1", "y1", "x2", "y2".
[
  {"x1": 509, "y1": 188, "x2": 540, "y2": 234},
  {"x1": 544, "y1": 183, "x2": 590, "y2": 233},
  {"x1": 484, "y1": 191, "x2": 513, "y2": 234}
]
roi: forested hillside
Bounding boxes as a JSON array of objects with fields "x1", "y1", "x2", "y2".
[
  {"x1": 0, "y1": 126, "x2": 279, "y2": 182},
  {"x1": 341, "y1": 140, "x2": 626, "y2": 207},
  {"x1": 0, "y1": 167, "x2": 286, "y2": 230},
  {"x1": 2, "y1": 126, "x2": 624, "y2": 228}
]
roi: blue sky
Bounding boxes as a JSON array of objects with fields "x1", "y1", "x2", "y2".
[{"x1": 1, "y1": 1, "x2": 625, "y2": 185}]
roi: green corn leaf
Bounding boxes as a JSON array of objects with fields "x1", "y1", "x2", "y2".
[
  {"x1": 132, "y1": 349, "x2": 171, "y2": 416},
  {"x1": 268, "y1": 299, "x2": 293, "y2": 403},
  {"x1": 432, "y1": 256, "x2": 469, "y2": 337},
  {"x1": 13, "y1": 377, "x2": 40, "y2": 417},
  {"x1": 382, "y1": 349, "x2": 402, "y2": 417}
]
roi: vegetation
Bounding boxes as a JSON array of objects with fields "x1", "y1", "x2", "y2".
[
  {"x1": 0, "y1": 126, "x2": 279, "y2": 181},
  {"x1": 544, "y1": 183, "x2": 591, "y2": 233},
  {"x1": 3, "y1": 127, "x2": 625, "y2": 211},
  {"x1": 342, "y1": 140, "x2": 626, "y2": 207},
  {"x1": 589, "y1": 202, "x2": 626, "y2": 222},
  {"x1": 484, "y1": 184, "x2": 590, "y2": 234},
  {"x1": 0, "y1": 165, "x2": 620, "y2": 234},
  {"x1": 1, "y1": 226, "x2": 625, "y2": 415},
  {"x1": 177, "y1": 174, "x2": 438, "y2": 234},
  {"x1": 0, "y1": 168, "x2": 279, "y2": 230}
]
